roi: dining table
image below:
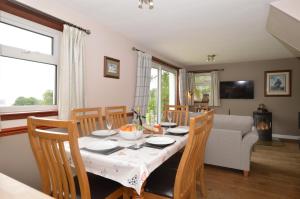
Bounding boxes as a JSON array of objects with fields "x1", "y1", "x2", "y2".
[{"x1": 64, "y1": 126, "x2": 189, "y2": 198}]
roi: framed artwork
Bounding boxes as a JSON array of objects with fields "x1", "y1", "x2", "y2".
[
  {"x1": 104, "y1": 56, "x2": 120, "y2": 79},
  {"x1": 264, "y1": 70, "x2": 292, "y2": 97}
]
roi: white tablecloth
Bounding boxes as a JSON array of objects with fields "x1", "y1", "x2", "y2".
[{"x1": 64, "y1": 133, "x2": 188, "y2": 194}]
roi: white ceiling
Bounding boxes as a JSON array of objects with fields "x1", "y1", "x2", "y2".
[{"x1": 59, "y1": 0, "x2": 295, "y2": 66}]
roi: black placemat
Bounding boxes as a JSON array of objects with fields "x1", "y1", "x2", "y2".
[
  {"x1": 142, "y1": 141, "x2": 176, "y2": 149},
  {"x1": 161, "y1": 124, "x2": 177, "y2": 128},
  {"x1": 81, "y1": 146, "x2": 124, "y2": 155},
  {"x1": 87, "y1": 135, "x2": 106, "y2": 139},
  {"x1": 164, "y1": 132, "x2": 187, "y2": 137}
]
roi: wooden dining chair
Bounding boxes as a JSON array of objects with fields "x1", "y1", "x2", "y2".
[
  {"x1": 144, "y1": 113, "x2": 208, "y2": 199},
  {"x1": 71, "y1": 107, "x2": 104, "y2": 137},
  {"x1": 197, "y1": 109, "x2": 214, "y2": 197},
  {"x1": 27, "y1": 117, "x2": 125, "y2": 199},
  {"x1": 105, "y1": 106, "x2": 128, "y2": 129},
  {"x1": 163, "y1": 105, "x2": 189, "y2": 126}
]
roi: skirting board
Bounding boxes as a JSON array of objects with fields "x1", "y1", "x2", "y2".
[{"x1": 272, "y1": 134, "x2": 300, "y2": 140}]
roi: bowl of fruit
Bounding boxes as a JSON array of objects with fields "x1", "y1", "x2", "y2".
[{"x1": 119, "y1": 124, "x2": 143, "y2": 140}]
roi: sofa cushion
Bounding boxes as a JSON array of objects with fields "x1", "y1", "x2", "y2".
[{"x1": 213, "y1": 114, "x2": 253, "y2": 135}]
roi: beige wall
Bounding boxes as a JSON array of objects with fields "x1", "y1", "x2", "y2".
[
  {"x1": 0, "y1": 134, "x2": 41, "y2": 190},
  {"x1": 0, "y1": 0, "x2": 181, "y2": 189},
  {"x1": 187, "y1": 58, "x2": 300, "y2": 136}
]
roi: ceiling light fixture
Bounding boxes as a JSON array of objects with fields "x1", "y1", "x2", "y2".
[
  {"x1": 206, "y1": 54, "x2": 216, "y2": 62},
  {"x1": 139, "y1": 0, "x2": 154, "y2": 9}
]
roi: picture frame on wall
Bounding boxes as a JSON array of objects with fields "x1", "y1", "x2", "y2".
[
  {"x1": 104, "y1": 56, "x2": 120, "y2": 79},
  {"x1": 264, "y1": 70, "x2": 292, "y2": 97}
]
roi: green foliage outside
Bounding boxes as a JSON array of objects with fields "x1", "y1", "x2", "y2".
[
  {"x1": 147, "y1": 70, "x2": 170, "y2": 123},
  {"x1": 147, "y1": 69, "x2": 159, "y2": 123},
  {"x1": 148, "y1": 89, "x2": 157, "y2": 115},
  {"x1": 161, "y1": 71, "x2": 169, "y2": 113},
  {"x1": 13, "y1": 90, "x2": 54, "y2": 106},
  {"x1": 13, "y1": 97, "x2": 40, "y2": 106},
  {"x1": 41, "y1": 90, "x2": 54, "y2": 105}
]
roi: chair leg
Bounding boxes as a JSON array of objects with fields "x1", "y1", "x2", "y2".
[
  {"x1": 105, "y1": 187, "x2": 124, "y2": 199},
  {"x1": 243, "y1": 170, "x2": 249, "y2": 177},
  {"x1": 190, "y1": 181, "x2": 197, "y2": 199},
  {"x1": 198, "y1": 166, "x2": 207, "y2": 198},
  {"x1": 122, "y1": 187, "x2": 131, "y2": 199},
  {"x1": 144, "y1": 192, "x2": 170, "y2": 199}
]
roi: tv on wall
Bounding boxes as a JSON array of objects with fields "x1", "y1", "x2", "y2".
[{"x1": 220, "y1": 81, "x2": 254, "y2": 99}]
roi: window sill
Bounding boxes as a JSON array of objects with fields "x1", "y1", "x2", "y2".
[
  {"x1": 0, "y1": 110, "x2": 58, "y2": 121},
  {"x1": 0, "y1": 111, "x2": 134, "y2": 137},
  {"x1": 0, "y1": 126, "x2": 52, "y2": 137},
  {"x1": 0, "y1": 110, "x2": 58, "y2": 137}
]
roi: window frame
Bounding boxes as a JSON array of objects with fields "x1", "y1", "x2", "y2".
[{"x1": 0, "y1": 11, "x2": 61, "y2": 113}]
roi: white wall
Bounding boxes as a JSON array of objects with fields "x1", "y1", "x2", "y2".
[{"x1": 0, "y1": 0, "x2": 181, "y2": 189}]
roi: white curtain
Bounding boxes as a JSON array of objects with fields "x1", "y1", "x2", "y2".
[
  {"x1": 179, "y1": 68, "x2": 187, "y2": 105},
  {"x1": 134, "y1": 51, "x2": 152, "y2": 115},
  {"x1": 58, "y1": 24, "x2": 86, "y2": 120},
  {"x1": 187, "y1": 72, "x2": 195, "y2": 106},
  {"x1": 210, "y1": 71, "x2": 220, "y2": 106}
]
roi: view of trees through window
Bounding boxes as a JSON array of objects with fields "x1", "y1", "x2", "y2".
[
  {"x1": 0, "y1": 56, "x2": 56, "y2": 107},
  {"x1": 161, "y1": 70, "x2": 171, "y2": 113},
  {"x1": 194, "y1": 74, "x2": 211, "y2": 102},
  {"x1": 13, "y1": 90, "x2": 54, "y2": 106},
  {"x1": 147, "y1": 66, "x2": 176, "y2": 123},
  {"x1": 147, "y1": 68, "x2": 158, "y2": 118}
]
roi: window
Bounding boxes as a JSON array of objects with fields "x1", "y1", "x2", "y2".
[
  {"x1": 0, "y1": 11, "x2": 60, "y2": 112},
  {"x1": 147, "y1": 62, "x2": 177, "y2": 123},
  {"x1": 194, "y1": 73, "x2": 212, "y2": 102}
]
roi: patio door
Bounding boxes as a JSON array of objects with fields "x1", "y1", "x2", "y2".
[{"x1": 147, "y1": 62, "x2": 177, "y2": 123}]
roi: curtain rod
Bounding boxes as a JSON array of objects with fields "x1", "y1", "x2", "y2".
[
  {"x1": 8, "y1": 0, "x2": 91, "y2": 35},
  {"x1": 132, "y1": 47, "x2": 145, "y2": 53},
  {"x1": 132, "y1": 46, "x2": 181, "y2": 70},
  {"x1": 190, "y1": 69, "x2": 224, "y2": 73}
]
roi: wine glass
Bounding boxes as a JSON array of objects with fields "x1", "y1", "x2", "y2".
[
  {"x1": 167, "y1": 111, "x2": 173, "y2": 123},
  {"x1": 106, "y1": 119, "x2": 112, "y2": 133}
]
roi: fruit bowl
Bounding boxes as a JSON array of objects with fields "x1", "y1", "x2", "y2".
[
  {"x1": 119, "y1": 130, "x2": 143, "y2": 140},
  {"x1": 119, "y1": 124, "x2": 143, "y2": 140}
]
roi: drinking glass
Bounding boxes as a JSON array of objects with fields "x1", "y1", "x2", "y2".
[
  {"x1": 167, "y1": 111, "x2": 173, "y2": 123},
  {"x1": 106, "y1": 119, "x2": 112, "y2": 132}
]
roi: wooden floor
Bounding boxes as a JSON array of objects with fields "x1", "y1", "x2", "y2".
[{"x1": 198, "y1": 141, "x2": 300, "y2": 199}]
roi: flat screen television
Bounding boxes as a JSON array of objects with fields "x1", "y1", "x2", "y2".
[{"x1": 220, "y1": 81, "x2": 254, "y2": 99}]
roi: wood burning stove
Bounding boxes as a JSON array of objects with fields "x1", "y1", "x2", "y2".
[{"x1": 253, "y1": 111, "x2": 272, "y2": 141}]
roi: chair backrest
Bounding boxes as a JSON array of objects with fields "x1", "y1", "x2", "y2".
[
  {"x1": 206, "y1": 109, "x2": 214, "y2": 134},
  {"x1": 174, "y1": 113, "x2": 207, "y2": 199},
  {"x1": 199, "y1": 110, "x2": 214, "y2": 164},
  {"x1": 105, "y1": 106, "x2": 128, "y2": 129},
  {"x1": 71, "y1": 107, "x2": 104, "y2": 137},
  {"x1": 163, "y1": 105, "x2": 189, "y2": 126},
  {"x1": 27, "y1": 117, "x2": 90, "y2": 199}
]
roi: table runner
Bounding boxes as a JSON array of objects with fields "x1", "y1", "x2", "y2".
[{"x1": 64, "y1": 134, "x2": 188, "y2": 194}]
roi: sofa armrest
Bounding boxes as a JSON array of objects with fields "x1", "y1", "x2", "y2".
[{"x1": 240, "y1": 129, "x2": 259, "y2": 171}]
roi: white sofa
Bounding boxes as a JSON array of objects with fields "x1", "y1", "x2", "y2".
[{"x1": 204, "y1": 114, "x2": 258, "y2": 176}]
